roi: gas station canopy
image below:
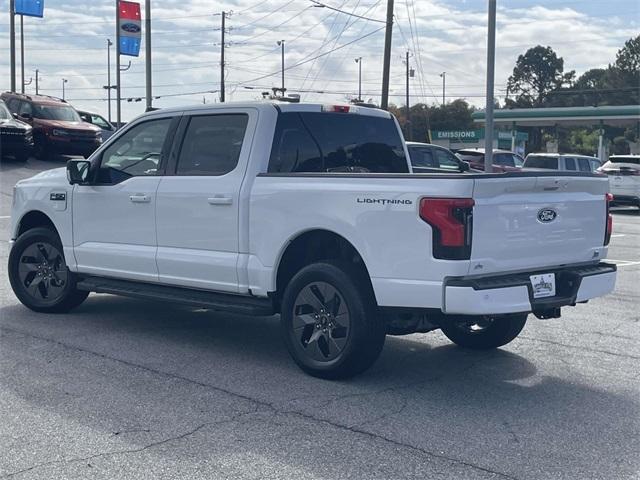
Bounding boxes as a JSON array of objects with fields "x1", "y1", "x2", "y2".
[{"x1": 472, "y1": 105, "x2": 640, "y2": 128}]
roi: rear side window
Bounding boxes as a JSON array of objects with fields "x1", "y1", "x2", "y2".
[
  {"x1": 433, "y1": 148, "x2": 462, "y2": 171},
  {"x1": 564, "y1": 157, "x2": 577, "y2": 171},
  {"x1": 525, "y1": 155, "x2": 558, "y2": 169},
  {"x1": 176, "y1": 114, "x2": 248, "y2": 176},
  {"x1": 268, "y1": 112, "x2": 408, "y2": 173},
  {"x1": 494, "y1": 153, "x2": 515, "y2": 167}
]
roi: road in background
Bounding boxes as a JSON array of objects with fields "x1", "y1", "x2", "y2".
[{"x1": 1, "y1": 158, "x2": 639, "y2": 480}]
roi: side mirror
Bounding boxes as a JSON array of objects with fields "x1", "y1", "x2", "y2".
[
  {"x1": 67, "y1": 159, "x2": 92, "y2": 185},
  {"x1": 12, "y1": 112, "x2": 19, "y2": 119},
  {"x1": 459, "y1": 161, "x2": 470, "y2": 172}
]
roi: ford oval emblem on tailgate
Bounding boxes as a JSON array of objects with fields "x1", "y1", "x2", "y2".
[{"x1": 537, "y1": 208, "x2": 557, "y2": 223}]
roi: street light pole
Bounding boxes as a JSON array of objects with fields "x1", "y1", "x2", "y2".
[
  {"x1": 20, "y1": 15, "x2": 25, "y2": 94},
  {"x1": 35, "y1": 69, "x2": 39, "y2": 95},
  {"x1": 9, "y1": 0, "x2": 16, "y2": 92},
  {"x1": 107, "y1": 39, "x2": 113, "y2": 123},
  {"x1": 220, "y1": 11, "x2": 226, "y2": 102},
  {"x1": 440, "y1": 72, "x2": 446, "y2": 105},
  {"x1": 116, "y1": 0, "x2": 122, "y2": 127},
  {"x1": 484, "y1": 0, "x2": 497, "y2": 173},
  {"x1": 355, "y1": 57, "x2": 362, "y2": 101},
  {"x1": 62, "y1": 78, "x2": 67, "y2": 100},
  {"x1": 144, "y1": 0, "x2": 152, "y2": 111},
  {"x1": 277, "y1": 40, "x2": 285, "y2": 91},
  {"x1": 405, "y1": 51, "x2": 411, "y2": 141}
]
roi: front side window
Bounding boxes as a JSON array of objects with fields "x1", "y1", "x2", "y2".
[
  {"x1": 433, "y1": 148, "x2": 462, "y2": 171},
  {"x1": 409, "y1": 147, "x2": 436, "y2": 168},
  {"x1": 18, "y1": 101, "x2": 33, "y2": 117},
  {"x1": 494, "y1": 153, "x2": 515, "y2": 167},
  {"x1": 578, "y1": 158, "x2": 591, "y2": 172},
  {"x1": 91, "y1": 114, "x2": 111, "y2": 130},
  {"x1": 524, "y1": 155, "x2": 558, "y2": 169},
  {"x1": 99, "y1": 118, "x2": 172, "y2": 181},
  {"x1": 0, "y1": 102, "x2": 11, "y2": 120},
  {"x1": 512, "y1": 154, "x2": 524, "y2": 167},
  {"x1": 268, "y1": 112, "x2": 408, "y2": 173},
  {"x1": 176, "y1": 114, "x2": 248, "y2": 176}
]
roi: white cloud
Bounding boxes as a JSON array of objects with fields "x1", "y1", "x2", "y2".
[{"x1": 0, "y1": 0, "x2": 636, "y2": 120}]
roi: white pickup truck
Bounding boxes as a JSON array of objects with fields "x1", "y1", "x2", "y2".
[{"x1": 8, "y1": 102, "x2": 617, "y2": 378}]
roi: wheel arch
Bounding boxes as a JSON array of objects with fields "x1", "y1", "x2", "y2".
[
  {"x1": 16, "y1": 210, "x2": 60, "y2": 239},
  {"x1": 273, "y1": 228, "x2": 376, "y2": 309}
]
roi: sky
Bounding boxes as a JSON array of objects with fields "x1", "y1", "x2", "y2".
[{"x1": 0, "y1": 0, "x2": 638, "y2": 121}]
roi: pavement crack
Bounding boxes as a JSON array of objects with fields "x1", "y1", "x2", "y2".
[
  {"x1": 1, "y1": 326, "x2": 517, "y2": 480},
  {"x1": 519, "y1": 335, "x2": 640, "y2": 360}
]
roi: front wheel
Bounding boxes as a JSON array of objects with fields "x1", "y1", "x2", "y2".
[
  {"x1": 439, "y1": 313, "x2": 528, "y2": 349},
  {"x1": 280, "y1": 261, "x2": 386, "y2": 379},
  {"x1": 8, "y1": 227, "x2": 89, "y2": 313}
]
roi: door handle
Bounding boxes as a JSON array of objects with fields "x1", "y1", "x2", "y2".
[
  {"x1": 207, "y1": 196, "x2": 233, "y2": 206},
  {"x1": 129, "y1": 194, "x2": 151, "y2": 203}
]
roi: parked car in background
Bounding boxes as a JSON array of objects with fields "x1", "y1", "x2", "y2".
[
  {"x1": 78, "y1": 110, "x2": 117, "y2": 142},
  {"x1": 523, "y1": 153, "x2": 601, "y2": 173},
  {"x1": 0, "y1": 99, "x2": 33, "y2": 162},
  {"x1": 1, "y1": 92, "x2": 102, "y2": 159},
  {"x1": 406, "y1": 142, "x2": 471, "y2": 173},
  {"x1": 599, "y1": 155, "x2": 640, "y2": 209},
  {"x1": 456, "y1": 148, "x2": 524, "y2": 172}
]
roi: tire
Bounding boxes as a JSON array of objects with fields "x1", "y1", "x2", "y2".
[
  {"x1": 280, "y1": 261, "x2": 386, "y2": 379},
  {"x1": 33, "y1": 143, "x2": 47, "y2": 160},
  {"x1": 8, "y1": 227, "x2": 89, "y2": 313},
  {"x1": 439, "y1": 314, "x2": 528, "y2": 350}
]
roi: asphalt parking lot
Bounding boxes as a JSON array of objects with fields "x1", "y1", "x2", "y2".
[{"x1": 0, "y1": 157, "x2": 638, "y2": 480}]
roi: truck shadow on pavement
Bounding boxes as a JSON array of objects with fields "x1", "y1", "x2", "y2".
[{"x1": 0, "y1": 294, "x2": 638, "y2": 479}]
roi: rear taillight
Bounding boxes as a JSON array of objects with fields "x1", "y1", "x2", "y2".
[
  {"x1": 419, "y1": 198, "x2": 474, "y2": 260},
  {"x1": 605, "y1": 193, "x2": 613, "y2": 246},
  {"x1": 322, "y1": 105, "x2": 351, "y2": 113}
]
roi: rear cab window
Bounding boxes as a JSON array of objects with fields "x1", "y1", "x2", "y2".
[
  {"x1": 268, "y1": 111, "x2": 408, "y2": 173},
  {"x1": 524, "y1": 155, "x2": 558, "y2": 169}
]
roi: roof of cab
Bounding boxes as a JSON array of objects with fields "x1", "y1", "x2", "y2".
[{"x1": 142, "y1": 101, "x2": 392, "y2": 119}]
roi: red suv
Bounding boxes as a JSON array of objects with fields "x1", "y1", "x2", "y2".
[{"x1": 1, "y1": 92, "x2": 102, "y2": 159}]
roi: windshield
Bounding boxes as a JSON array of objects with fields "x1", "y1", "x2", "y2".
[
  {"x1": 0, "y1": 102, "x2": 11, "y2": 121},
  {"x1": 33, "y1": 105, "x2": 81, "y2": 122},
  {"x1": 524, "y1": 155, "x2": 558, "y2": 169}
]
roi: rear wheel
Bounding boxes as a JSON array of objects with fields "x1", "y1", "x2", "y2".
[
  {"x1": 280, "y1": 261, "x2": 385, "y2": 379},
  {"x1": 8, "y1": 227, "x2": 88, "y2": 313},
  {"x1": 439, "y1": 314, "x2": 527, "y2": 349}
]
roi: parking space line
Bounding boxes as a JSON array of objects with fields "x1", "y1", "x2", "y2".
[
  {"x1": 611, "y1": 234, "x2": 626, "y2": 238},
  {"x1": 609, "y1": 260, "x2": 640, "y2": 267},
  {"x1": 0, "y1": 216, "x2": 10, "y2": 219}
]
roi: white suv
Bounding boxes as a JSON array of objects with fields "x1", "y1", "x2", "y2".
[
  {"x1": 600, "y1": 155, "x2": 640, "y2": 209},
  {"x1": 523, "y1": 153, "x2": 601, "y2": 173}
]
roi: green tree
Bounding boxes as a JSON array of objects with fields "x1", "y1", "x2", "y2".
[
  {"x1": 607, "y1": 35, "x2": 640, "y2": 105},
  {"x1": 506, "y1": 46, "x2": 575, "y2": 107}
]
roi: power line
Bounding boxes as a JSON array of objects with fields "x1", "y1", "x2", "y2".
[{"x1": 308, "y1": 1, "x2": 386, "y2": 23}]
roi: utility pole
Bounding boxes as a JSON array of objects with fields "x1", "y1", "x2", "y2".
[
  {"x1": 440, "y1": 72, "x2": 446, "y2": 105},
  {"x1": 380, "y1": 0, "x2": 394, "y2": 110},
  {"x1": 20, "y1": 15, "x2": 25, "y2": 93},
  {"x1": 35, "y1": 69, "x2": 39, "y2": 95},
  {"x1": 106, "y1": 39, "x2": 113, "y2": 123},
  {"x1": 220, "y1": 11, "x2": 226, "y2": 102},
  {"x1": 484, "y1": 0, "x2": 497, "y2": 173},
  {"x1": 145, "y1": 0, "x2": 152, "y2": 111},
  {"x1": 10, "y1": 0, "x2": 16, "y2": 92},
  {"x1": 116, "y1": 0, "x2": 122, "y2": 127},
  {"x1": 62, "y1": 78, "x2": 67, "y2": 100},
  {"x1": 277, "y1": 40, "x2": 285, "y2": 92},
  {"x1": 405, "y1": 51, "x2": 411, "y2": 140},
  {"x1": 355, "y1": 57, "x2": 362, "y2": 101}
]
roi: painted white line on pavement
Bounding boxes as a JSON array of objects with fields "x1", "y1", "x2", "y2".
[
  {"x1": 0, "y1": 216, "x2": 10, "y2": 219},
  {"x1": 609, "y1": 260, "x2": 640, "y2": 267},
  {"x1": 611, "y1": 234, "x2": 626, "y2": 238}
]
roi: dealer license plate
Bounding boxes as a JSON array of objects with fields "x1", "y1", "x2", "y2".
[{"x1": 530, "y1": 273, "x2": 556, "y2": 299}]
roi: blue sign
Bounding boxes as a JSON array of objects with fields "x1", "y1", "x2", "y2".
[
  {"x1": 120, "y1": 37, "x2": 141, "y2": 57},
  {"x1": 15, "y1": 0, "x2": 44, "y2": 18}
]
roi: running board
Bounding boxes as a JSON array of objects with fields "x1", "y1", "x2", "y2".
[{"x1": 76, "y1": 276, "x2": 275, "y2": 316}]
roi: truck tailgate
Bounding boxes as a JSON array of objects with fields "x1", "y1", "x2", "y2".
[{"x1": 469, "y1": 175, "x2": 609, "y2": 275}]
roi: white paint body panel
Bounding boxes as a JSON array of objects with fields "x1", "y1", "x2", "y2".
[{"x1": 9, "y1": 102, "x2": 617, "y2": 316}]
